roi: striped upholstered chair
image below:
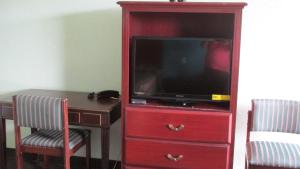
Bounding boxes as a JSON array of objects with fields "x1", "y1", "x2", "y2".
[
  {"x1": 12, "y1": 95, "x2": 91, "y2": 169},
  {"x1": 246, "y1": 99, "x2": 300, "y2": 169}
]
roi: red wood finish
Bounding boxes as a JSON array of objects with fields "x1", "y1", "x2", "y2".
[
  {"x1": 246, "y1": 111, "x2": 253, "y2": 143},
  {"x1": 12, "y1": 96, "x2": 91, "y2": 169},
  {"x1": 0, "y1": 89, "x2": 121, "y2": 169},
  {"x1": 126, "y1": 106, "x2": 232, "y2": 143},
  {"x1": 101, "y1": 127, "x2": 110, "y2": 169},
  {"x1": 0, "y1": 89, "x2": 120, "y2": 114},
  {"x1": 125, "y1": 167, "x2": 152, "y2": 169},
  {"x1": 1, "y1": 107, "x2": 104, "y2": 128},
  {"x1": 0, "y1": 118, "x2": 6, "y2": 169},
  {"x1": 0, "y1": 89, "x2": 120, "y2": 120},
  {"x1": 43, "y1": 155, "x2": 49, "y2": 169},
  {"x1": 62, "y1": 99, "x2": 71, "y2": 169},
  {"x1": 68, "y1": 112, "x2": 80, "y2": 125},
  {"x1": 125, "y1": 138, "x2": 229, "y2": 169},
  {"x1": 118, "y1": 2, "x2": 246, "y2": 169},
  {"x1": 1, "y1": 104, "x2": 12, "y2": 119},
  {"x1": 80, "y1": 112, "x2": 102, "y2": 127},
  {"x1": 130, "y1": 12, "x2": 234, "y2": 39},
  {"x1": 86, "y1": 133, "x2": 91, "y2": 169},
  {"x1": 12, "y1": 96, "x2": 23, "y2": 169}
]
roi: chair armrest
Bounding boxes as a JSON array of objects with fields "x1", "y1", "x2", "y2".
[
  {"x1": 246, "y1": 110, "x2": 253, "y2": 143},
  {"x1": 245, "y1": 142, "x2": 251, "y2": 169},
  {"x1": 245, "y1": 110, "x2": 253, "y2": 169}
]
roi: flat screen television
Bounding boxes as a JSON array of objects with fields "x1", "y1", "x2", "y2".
[{"x1": 131, "y1": 36, "x2": 232, "y2": 104}]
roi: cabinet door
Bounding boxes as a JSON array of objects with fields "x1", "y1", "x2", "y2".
[
  {"x1": 125, "y1": 138, "x2": 229, "y2": 169},
  {"x1": 126, "y1": 107, "x2": 232, "y2": 143}
]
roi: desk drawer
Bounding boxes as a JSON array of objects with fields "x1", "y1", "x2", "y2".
[
  {"x1": 69, "y1": 112, "x2": 80, "y2": 125},
  {"x1": 80, "y1": 112, "x2": 102, "y2": 127},
  {"x1": 126, "y1": 139, "x2": 229, "y2": 169},
  {"x1": 1, "y1": 104, "x2": 13, "y2": 119},
  {"x1": 68, "y1": 112, "x2": 102, "y2": 127},
  {"x1": 126, "y1": 107, "x2": 231, "y2": 143}
]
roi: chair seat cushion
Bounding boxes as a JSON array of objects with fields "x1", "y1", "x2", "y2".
[
  {"x1": 22, "y1": 129, "x2": 89, "y2": 149},
  {"x1": 248, "y1": 141, "x2": 300, "y2": 168}
]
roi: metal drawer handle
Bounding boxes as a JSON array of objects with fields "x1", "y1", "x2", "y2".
[
  {"x1": 167, "y1": 124, "x2": 184, "y2": 131},
  {"x1": 165, "y1": 154, "x2": 184, "y2": 162}
]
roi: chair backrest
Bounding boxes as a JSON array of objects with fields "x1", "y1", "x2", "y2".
[
  {"x1": 14, "y1": 95, "x2": 66, "y2": 130},
  {"x1": 251, "y1": 99, "x2": 300, "y2": 134}
]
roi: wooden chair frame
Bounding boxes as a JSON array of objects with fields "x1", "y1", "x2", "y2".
[
  {"x1": 12, "y1": 96, "x2": 91, "y2": 169},
  {"x1": 246, "y1": 107, "x2": 297, "y2": 169}
]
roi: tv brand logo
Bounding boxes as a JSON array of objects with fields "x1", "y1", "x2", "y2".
[
  {"x1": 181, "y1": 57, "x2": 187, "y2": 64},
  {"x1": 176, "y1": 95, "x2": 184, "y2": 98}
]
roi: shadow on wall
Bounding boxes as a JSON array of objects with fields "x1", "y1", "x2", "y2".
[
  {"x1": 62, "y1": 9, "x2": 122, "y2": 160},
  {"x1": 63, "y1": 9, "x2": 122, "y2": 92},
  {"x1": 2, "y1": 8, "x2": 122, "y2": 160}
]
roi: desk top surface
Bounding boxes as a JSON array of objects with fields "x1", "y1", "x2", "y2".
[{"x1": 0, "y1": 89, "x2": 120, "y2": 113}]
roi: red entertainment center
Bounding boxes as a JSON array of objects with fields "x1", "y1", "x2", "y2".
[{"x1": 118, "y1": 1, "x2": 246, "y2": 169}]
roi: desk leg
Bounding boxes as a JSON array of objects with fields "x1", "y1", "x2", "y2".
[
  {"x1": 0, "y1": 118, "x2": 6, "y2": 169},
  {"x1": 101, "y1": 127, "x2": 110, "y2": 169}
]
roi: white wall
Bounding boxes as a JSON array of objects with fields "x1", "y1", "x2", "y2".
[
  {"x1": 1, "y1": 0, "x2": 300, "y2": 167},
  {"x1": 0, "y1": 0, "x2": 123, "y2": 160},
  {"x1": 234, "y1": 1, "x2": 300, "y2": 168}
]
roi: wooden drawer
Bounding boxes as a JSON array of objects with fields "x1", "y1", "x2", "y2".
[
  {"x1": 69, "y1": 112, "x2": 80, "y2": 125},
  {"x1": 126, "y1": 107, "x2": 231, "y2": 143},
  {"x1": 80, "y1": 112, "x2": 102, "y2": 127},
  {"x1": 69, "y1": 112, "x2": 102, "y2": 127},
  {"x1": 125, "y1": 139, "x2": 229, "y2": 169},
  {"x1": 0, "y1": 104, "x2": 13, "y2": 119}
]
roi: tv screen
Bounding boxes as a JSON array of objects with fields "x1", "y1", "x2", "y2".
[{"x1": 131, "y1": 36, "x2": 232, "y2": 103}]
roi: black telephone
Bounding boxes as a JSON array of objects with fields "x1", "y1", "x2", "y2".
[
  {"x1": 88, "y1": 90, "x2": 120, "y2": 100},
  {"x1": 97, "y1": 90, "x2": 120, "y2": 99}
]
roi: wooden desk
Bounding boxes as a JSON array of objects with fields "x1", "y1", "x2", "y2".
[{"x1": 0, "y1": 89, "x2": 121, "y2": 169}]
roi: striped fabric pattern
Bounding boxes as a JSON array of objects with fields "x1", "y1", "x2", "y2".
[
  {"x1": 22, "y1": 129, "x2": 89, "y2": 149},
  {"x1": 252, "y1": 99, "x2": 300, "y2": 134},
  {"x1": 248, "y1": 141, "x2": 300, "y2": 168},
  {"x1": 16, "y1": 95, "x2": 63, "y2": 130}
]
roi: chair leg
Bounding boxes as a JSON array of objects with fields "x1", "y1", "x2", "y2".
[
  {"x1": 16, "y1": 151, "x2": 24, "y2": 169},
  {"x1": 43, "y1": 155, "x2": 49, "y2": 169},
  {"x1": 64, "y1": 154, "x2": 70, "y2": 169},
  {"x1": 86, "y1": 132, "x2": 91, "y2": 169},
  {"x1": 0, "y1": 118, "x2": 7, "y2": 169}
]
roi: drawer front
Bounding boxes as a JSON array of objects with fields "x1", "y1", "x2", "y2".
[
  {"x1": 126, "y1": 107, "x2": 231, "y2": 143},
  {"x1": 80, "y1": 112, "x2": 102, "y2": 127},
  {"x1": 126, "y1": 139, "x2": 229, "y2": 169},
  {"x1": 0, "y1": 104, "x2": 13, "y2": 119},
  {"x1": 69, "y1": 112, "x2": 80, "y2": 125},
  {"x1": 0, "y1": 103, "x2": 103, "y2": 127}
]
